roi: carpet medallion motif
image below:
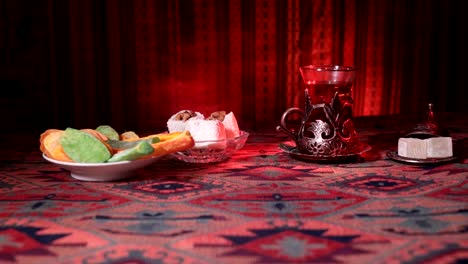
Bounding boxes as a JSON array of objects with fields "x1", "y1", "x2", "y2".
[{"x1": 189, "y1": 183, "x2": 367, "y2": 218}]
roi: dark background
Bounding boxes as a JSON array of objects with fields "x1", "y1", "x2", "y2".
[{"x1": 1, "y1": 0, "x2": 467, "y2": 135}]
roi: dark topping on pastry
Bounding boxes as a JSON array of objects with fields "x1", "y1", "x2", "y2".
[
  {"x1": 207, "y1": 111, "x2": 226, "y2": 121},
  {"x1": 175, "y1": 110, "x2": 196, "y2": 121}
]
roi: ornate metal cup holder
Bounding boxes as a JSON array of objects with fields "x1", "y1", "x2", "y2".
[{"x1": 278, "y1": 89, "x2": 368, "y2": 160}]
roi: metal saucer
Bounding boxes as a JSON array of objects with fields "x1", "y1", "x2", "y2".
[
  {"x1": 386, "y1": 150, "x2": 457, "y2": 165},
  {"x1": 279, "y1": 141, "x2": 371, "y2": 163}
]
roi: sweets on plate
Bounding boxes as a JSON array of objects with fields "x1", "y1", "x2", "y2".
[
  {"x1": 151, "y1": 131, "x2": 195, "y2": 156},
  {"x1": 40, "y1": 125, "x2": 194, "y2": 163},
  {"x1": 426, "y1": 137, "x2": 453, "y2": 158},
  {"x1": 96, "y1": 125, "x2": 120, "y2": 140},
  {"x1": 186, "y1": 119, "x2": 227, "y2": 149},
  {"x1": 223, "y1": 112, "x2": 241, "y2": 138},
  {"x1": 398, "y1": 137, "x2": 452, "y2": 159},
  {"x1": 167, "y1": 110, "x2": 241, "y2": 149},
  {"x1": 167, "y1": 110, "x2": 204, "y2": 133},
  {"x1": 60, "y1": 128, "x2": 112, "y2": 163},
  {"x1": 208, "y1": 111, "x2": 240, "y2": 138},
  {"x1": 398, "y1": 138, "x2": 427, "y2": 159},
  {"x1": 40, "y1": 129, "x2": 73, "y2": 162},
  {"x1": 397, "y1": 103, "x2": 453, "y2": 160}
]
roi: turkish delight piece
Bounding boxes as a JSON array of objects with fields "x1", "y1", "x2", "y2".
[
  {"x1": 208, "y1": 111, "x2": 241, "y2": 138},
  {"x1": 186, "y1": 119, "x2": 227, "y2": 149},
  {"x1": 167, "y1": 110, "x2": 204, "y2": 133},
  {"x1": 398, "y1": 138, "x2": 427, "y2": 159},
  {"x1": 223, "y1": 112, "x2": 241, "y2": 138},
  {"x1": 426, "y1": 137, "x2": 453, "y2": 158}
]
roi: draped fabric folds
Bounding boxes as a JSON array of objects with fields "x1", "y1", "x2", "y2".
[{"x1": 46, "y1": 0, "x2": 466, "y2": 132}]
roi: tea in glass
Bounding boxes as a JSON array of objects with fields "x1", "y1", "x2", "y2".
[{"x1": 300, "y1": 65, "x2": 355, "y2": 105}]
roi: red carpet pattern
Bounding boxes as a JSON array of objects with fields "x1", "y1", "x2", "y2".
[{"x1": 0, "y1": 129, "x2": 467, "y2": 263}]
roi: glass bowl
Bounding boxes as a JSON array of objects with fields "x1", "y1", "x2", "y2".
[{"x1": 172, "y1": 131, "x2": 249, "y2": 163}]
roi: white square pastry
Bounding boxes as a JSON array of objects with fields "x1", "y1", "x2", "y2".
[
  {"x1": 167, "y1": 110, "x2": 204, "y2": 133},
  {"x1": 426, "y1": 137, "x2": 452, "y2": 158},
  {"x1": 398, "y1": 138, "x2": 427, "y2": 159},
  {"x1": 222, "y1": 112, "x2": 241, "y2": 138},
  {"x1": 186, "y1": 119, "x2": 227, "y2": 149}
]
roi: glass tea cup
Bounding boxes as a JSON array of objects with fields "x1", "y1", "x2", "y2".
[
  {"x1": 277, "y1": 65, "x2": 360, "y2": 157},
  {"x1": 299, "y1": 65, "x2": 355, "y2": 105}
]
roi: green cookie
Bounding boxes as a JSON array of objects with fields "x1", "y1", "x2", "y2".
[
  {"x1": 96, "y1": 125, "x2": 120, "y2": 140},
  {"x1": 107, "y1": 141, "x2": 154, "y2": 163},
  {"x1": 106, "y1": 137, "x2": 160, "y2": 150},
  {"x1": 61, "y1": 128, "x2": 112, "y2": 163}
]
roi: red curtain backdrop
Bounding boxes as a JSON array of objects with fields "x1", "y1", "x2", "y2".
[{"x1": 1, "y1": 0, "x2": 466, "y2": 132}]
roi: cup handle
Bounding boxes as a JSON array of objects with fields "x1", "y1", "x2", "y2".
[{"x1": 276, "y1": 107, "x2": 305, "y2": 141}]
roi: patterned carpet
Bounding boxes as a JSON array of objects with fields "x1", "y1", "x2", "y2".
[{"x1": 0, "y1": 119, "x2": 467, "y2": 263}]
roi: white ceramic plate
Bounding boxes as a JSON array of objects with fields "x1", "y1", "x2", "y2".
[{"x1": 43, "y1": 154, "x2": 161, "y2": 181}]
